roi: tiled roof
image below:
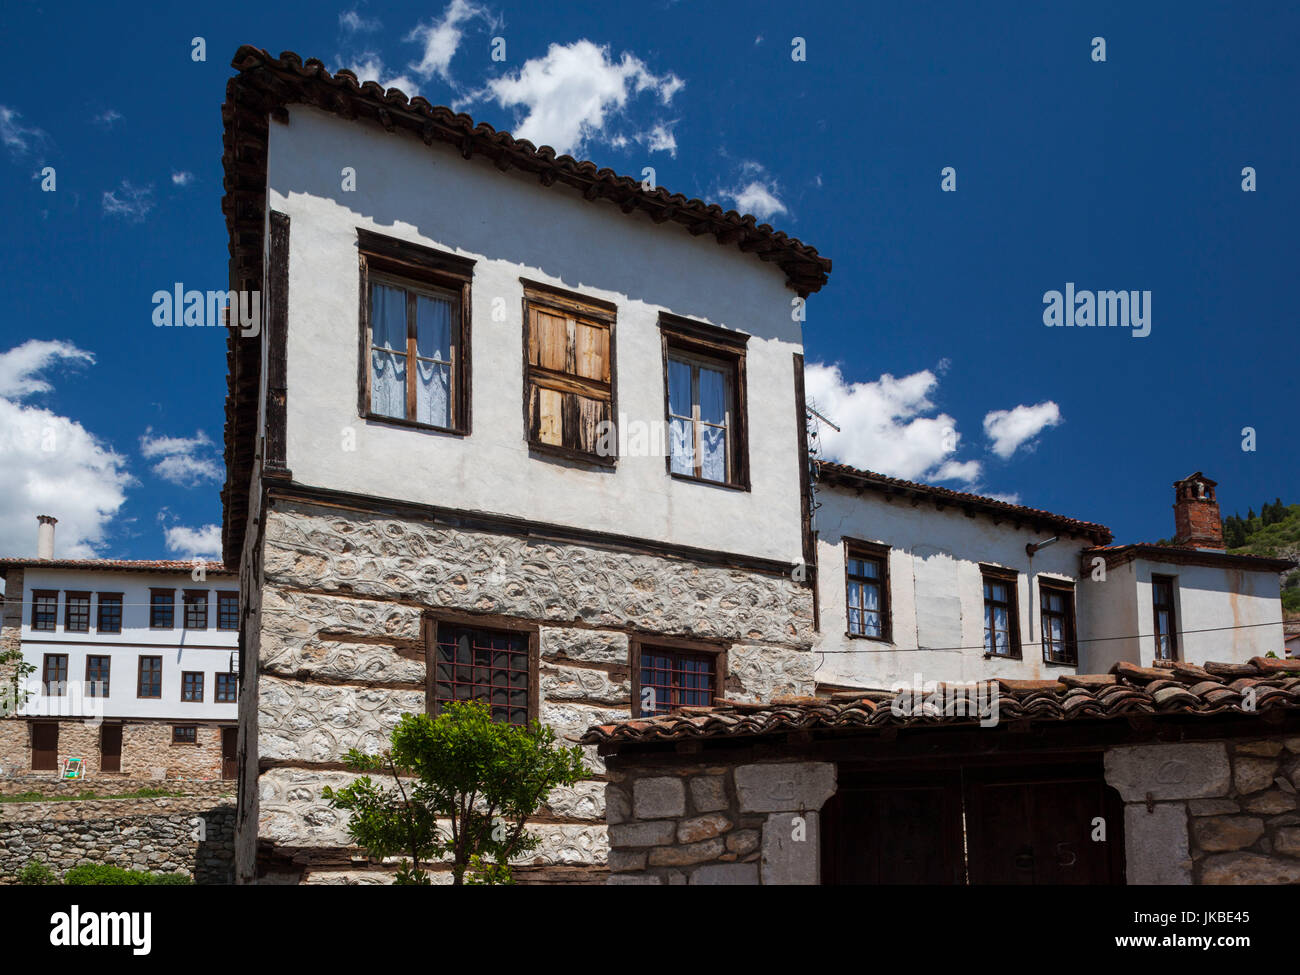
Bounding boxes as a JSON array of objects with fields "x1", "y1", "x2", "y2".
[
  {"x1": 0, "y1": 558, "x2": 233, "y2": 576},
  {"x1": 816, "y1": 462, "x2": 1113, "y2": 543},
  {"x1": 580, "y1": 657, "x2": 1300, "y2": 746},
  {"x1": 1084, "y1": 543, "x2": 1295, "y2": 573}
]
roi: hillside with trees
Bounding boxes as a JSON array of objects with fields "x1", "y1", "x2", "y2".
[{"x1": 1224, "y1": 500, "x2": 1300, "y2": 616}]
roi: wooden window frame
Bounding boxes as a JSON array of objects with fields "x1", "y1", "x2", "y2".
[
  {"x1": 521, "y1": 279, "x2": 618, "y2": 467},
  {"x1": 214, "y1": 673, "x2": 238, "y2": 703},
  {"x1": 172, "y1": 725, "x2": 198, "y2": 746},
  {"x1": 357, "y1": 229, "x2": 473, "y2": 436},
  {"x1": 1152, "y1": 575, "x2": 1179, "y2": 662},
  {"x1": 96, "y1": 592, "x2": 123, "y2": 634},
  {"x1": 85, "y1": 655, "x2": 111, "y2": 698},
  {"x1": 137, "y1": 655, "x2": 163, "y2": 699},
  {"x1": 659, "y1": 313, "x2": 750, "y2": 491},
  {"x1": 422, "y1": 611, "x2": 539, "y2": 726},
  {"x1": 63, "y1": 591, "x2": 91, "y2": 633},
  {"x1": 31, "y1": 590, "x2": 58, "y2": 631},
  {"x1": 216, "y1": 591, "x2": 239, "y2": 631},
  {"x1": 630, "y1": 635, "x2": 727, "y2": 718},
  {"x1": 42, "y1": 653, "x2": 68, "y2": 696},
  {"x1": 1038, "y1": 578, "x2": 1079, "y2": 666},
  {"x1": 149, "y1": 589, "x2": 175, "y2": 630},
  {"x1": 843, "y1": 539, "x2": 892, "y2": 642},
  {"x1": 181, "y1": 671, "x2": 205, "y2": 703},
  {"x1": 980, "y1": 564, "x2": 1022, "y2": 660},
  {"x1": 183, "y1": 590, "x2": 209, "y2": 631}
]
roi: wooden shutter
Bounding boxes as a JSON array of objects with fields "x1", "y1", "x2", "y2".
[{"x1": 525, "y1": 291, "x2": 613, "y2": 457}]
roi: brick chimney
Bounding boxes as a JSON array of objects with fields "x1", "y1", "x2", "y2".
[{"x1": 1172, "y1": 472, "x2": 1223, "y2": 550}]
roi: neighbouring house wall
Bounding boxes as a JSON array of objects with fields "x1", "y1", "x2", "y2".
[
  {"x1": 266, "y1": 107, "x2": 807, "y2": 568},
  {"x1": 1104, "y1": 738, "x2": 1300, "y2": 884},
  {"x1": 0, "y1": 796, "x2": 235, "y2": 884},
  {"x1": 0, "y1": 718, "x2": 231, "y2": 778},
  {"x1": 1077, "y1": 560, "x2": 1140, "y2": 672},
  {"x1": 604, "y1": 760, "x2": 836, "y2": 885},
  {"x1": 814, "y1": 485, "x2": 1093, "y2": 688},
  {"x1": 240, "y1": 499, "x2": 815, "y2": 884}
]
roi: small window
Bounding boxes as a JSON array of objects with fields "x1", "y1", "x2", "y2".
[
  {"x1": 216, "y1": 592, "x2": 239, "y2": 631},
  {"x1": 42, "y1": 654, "x2": 68, "y2": 696},
  {"x1": 981, "y1": 568, "x2": 1021, "y2": 658},
  {"x1": 1152, "y1": 576, "x2": 1178, "y2": 661},
  {"x1": 64, "y1": 592, "x2": 91, "y2": 632},
  {"x1": 637, "y1": 646, "x2": 717, "y2": 717},
  {"x1": 183, "y1": 591, "x2": 208, "y2": 630},
  {"x1": 845, "y1": 543, "x2": 890, "y2": 641},
  {"x1": 150, "y1": 589, "x2": 175, "y2": 629},
  {"x1": 138, "y1": 656, "x2": 162, "y2": 698},
  {"x1": 182, "y1": 671, "x2": 205, "y2": 702},
  {"x1": 97, "y1": 593, "x2": 123, "y2": 633},
  {"x1": 85, "y1": 656, "x2": 111, "y2": 698},
  {"x1": 172, "y1": 725, "x2": 197, "y2": 745},
  {"x1": 523, "y1": 282, "x2": 615, "y2": 462},
  {"x1": 1039, "y1": 581, "x2": 1078, "y2": 665},
  {"x1": 429, "y1": 622, "x2": 532, "y2": 726},
  {"x1": 661, "y1": 315, "x2": 748, "y2": 488},
  {"x1": 215, "y1": 673, "x2": 238, "y2": 703},
  {"x1": 31, "y1": 591, "x2": 58, "y2": 631}
]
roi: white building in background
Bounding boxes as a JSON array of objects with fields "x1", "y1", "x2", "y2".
[
  {"x1": 0, "y1": 516, "x2": 239, "y2": 779},
  {"x1": 813, "y1": 466, "x2": 1292, "y2": 691}
]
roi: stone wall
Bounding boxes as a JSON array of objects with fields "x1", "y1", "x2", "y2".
[
  {"x1": 604, "y1": 760, "x2": 835, "y2": 885},
  {"x1": 0, "y1": 718, "x2": 231, "y2": 779},
  {"x1": 1105, "y1": 737, "x2": 1300, "y2": 884},
  {"x1": 0, "y1": 795, "x2": 236, "y2": 884},
  {"x1": 242, "y1": 499, "x2": 815, "y2": 883}
]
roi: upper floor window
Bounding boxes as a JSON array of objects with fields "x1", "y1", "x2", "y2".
[
  {"x1": 42, "y1": 654, "x2": 68, "y2": 696},
  {"x1": 31, "y1": 591, "x2": 57, "y2": 631},
  {"x1": 1152, "y1": 576, "x2": 1178, "y2": 661},
  {"x1": 358, "y1": 229, "x2": 472, "y2": 435},
  {"x1": 216, "y1": 592, "x2": 239, "y2": 631},
  {"x1": 981, "y1": 567, "x2": 1021, "y2": 658},
  {"x1": 86, "y1": 656, "x2": 111, "y2": 698},
  {"x1": 845, "y1": 542, "x2": 890, "y2": 641},
  {"x1": 215, "y1": 673, "x2": 238, "y2": 703},
  {"x1": 183, "y1": 590, "x2": 208, "y2": 630},
  {"x1": 635, "y1": 643, "x2": 719, "y2": 717},
  {"x1": 182, "y1": 671, "x2": 205, "y2": 702},
  {"x1": 1039, "y1": 580, "x2": 1078, "y2": 665},
  {"x1": 64, "y1": 592, "x2": 91, "y2": 632},
  {"x1": 138, "y1": 656, "x2": 163, "y2": 698},
  {"x1": 97, "y1": 593, "x2": 123, "y2": 633},
  {"x1": 660, "y1": 315, "x2": 749, "y2": 489},
  {"x1": 522, "y1": 281, "x2": 615, "y2": 464},
  {"x1": 150, "y1": 589, "x2": 175, "y2": 629},
  {"x1": 428, "y1": 619, "x2": 534, "y2": 727}
]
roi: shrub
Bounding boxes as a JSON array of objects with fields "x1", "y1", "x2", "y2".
[
  {"x1": 63, "y1": 864, "x2": 192, "y2": 886},
  {"x1": 16, "y1": 860, "x2": 60, "y2": 885}
]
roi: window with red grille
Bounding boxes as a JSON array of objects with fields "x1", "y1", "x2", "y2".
[
  {"x1": 432, "y1": 625, "x2": 530, "y2": 726},
  {"x1": 639, "y1": 648, "x2": 715, "y2": 716}
]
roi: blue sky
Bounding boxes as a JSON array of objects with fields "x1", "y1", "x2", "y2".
[{"x1": 0, "y1": 0, "x2": 1295, "y2": 559}]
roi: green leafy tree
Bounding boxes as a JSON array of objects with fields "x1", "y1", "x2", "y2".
[
  {"x1": 0, "y1": 647, "x2": 35, "y2": 719},
  {"x1": 323, "y1": 701, "x2": 589, "y2": 885}
]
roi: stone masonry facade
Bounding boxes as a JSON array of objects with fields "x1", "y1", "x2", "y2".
[
  {"x1": 1105, "y1": 737, "x2": 1300, "y2": 884},
  {"x1": 0, "y1": 718, "x2": 230, "y2": 779},
  {"x1": 239, "y1": 499, "x2": 815, "y2": 883},
  {"x1": 605, "y1": 760, "x2": 836, "y2": 885}
]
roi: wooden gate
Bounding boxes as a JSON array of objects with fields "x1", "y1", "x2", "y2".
[
  {"x1": 221, "y1": 727, "x2": 238, "y2": 780},
  {"x1": 31, "y1": 722, "x2": 58, "y2": 771},
  {"x1": 100, "y1": 723, "x2": 122, "y2": 773}
]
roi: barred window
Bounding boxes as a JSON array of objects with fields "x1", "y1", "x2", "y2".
[
  {"x1": 430, "y1": 624, "x2": 531, "y2": 726},
  {"x1": 638, "y1": 647, "x2": 717, "y2": 717}
]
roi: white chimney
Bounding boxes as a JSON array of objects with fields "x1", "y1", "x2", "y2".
[{"x1": 36, "y1": 515, "x2": 57, "y2": 559}]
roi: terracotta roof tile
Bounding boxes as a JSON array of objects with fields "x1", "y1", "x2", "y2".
[
  {"x1": 581, "y1": 657, "x2": 1300, "y2": 746},
  {"x1": 0, "y1": 558, "x2": 233, "y2": 576}
]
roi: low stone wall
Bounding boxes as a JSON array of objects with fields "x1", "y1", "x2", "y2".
[
  {"x1": 605, "y1": 760, "x2": 835, "y2": 884},
  {"x1": 0, "y1": 776, "x2": 234, "y2": 799},
  {"x1": 0, "y1": 718, "x2": 231, "y2": 779},
  {"x1": 1105, "y1": 736, "x2": 1300, "y2": 884},
  {"x1": 0, "y1": 795, "x2": 236, "y2": 884}
]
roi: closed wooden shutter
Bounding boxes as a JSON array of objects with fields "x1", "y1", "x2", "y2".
[{"x1": 525, "y1": 291, "x2": 613, "y2": 457}]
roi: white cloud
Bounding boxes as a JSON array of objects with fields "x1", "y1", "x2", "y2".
[
  {"x1": 480, "y1": 40, "x2": 684, "y2": 157},
  {"x1": 0, "y1": 341, "x2": 131, "y2": 558},
  {"x1": 804, "y1": 362, "x2": 976, "y2": 485},
  {"x1": 164, "y1": 523, "x2": 222, "y2": 559},
  {"x1": 635, "y1": 122, "x2": 678, "y2": 157},
  {"x1": 171, "y1": 171, "x2": 194, "y2": 186},
  {"x1": 0, "y1": 105, "x2": 47, "y2": 157},
  {"x1": 101, "y1": 180, "x2": 154, "y2": 222},
  {"x1": 93, "y1": 109, "x2": 122, "y2": 128},
  {"x1": 730, "y1": 180, "x2": 786, "y2": 220},
  {"x1": 340, "y1": 8, "x2": 381, "y2": 33},
  {"x1": 982, "y1": 491, "x2": 1023, "y2": 505},
  {"x1": 983, "y1": 401, "x2": 1063, "y2": 459},
  {"x1": 407, "y1": 0, "x2": 497, "y2": 83},
  {"x1": 345, "y1": 55, "x2": 419, "y2": 97},
  {"x1": 139, "y1": 428, "x2": 222, "y2": 487}
]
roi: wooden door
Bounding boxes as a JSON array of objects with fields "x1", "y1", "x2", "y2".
[
  {"x1": 31, "y1": 722, "x2": 58, "y2": 771},
  {"x1": 221, "y1": 727, "x2": 238, "y2": 780},
  {"x1": 963, "y1": 765, "x2": 1125, "y2": 885},
  {"x1": 100, "y1": 724, "x2": 122, "y2": 773},
  {"x1": 821, "y1": 770, "x2": 965, "y2": 885}
]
